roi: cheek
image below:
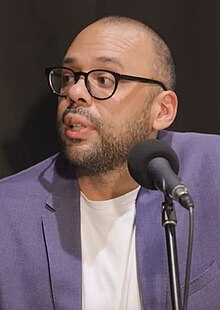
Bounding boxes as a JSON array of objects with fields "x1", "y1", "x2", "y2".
[
  {"x1": 95, "y1": 105, "x2": 124, "y2": 131},
  {"x1": 98, "y1": 108, "x2": 135, "y2": 134},
  {"x1": 97, "y1": 94, "x2": 133, "y2": 124},
  {"x1": 108, "y1": 84, "x2": 150, "y2": 116},
  {"x1": 57, "y1": 99, "x2": 68, "y2": 120}
]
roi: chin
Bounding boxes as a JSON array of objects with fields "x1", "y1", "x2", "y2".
[{"x1": 64, "y1": 140, "x2": 91, "y2": 158}]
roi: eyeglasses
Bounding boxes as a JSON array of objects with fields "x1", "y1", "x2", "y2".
[{"x1": 45, "y1": 66, "x2": 167, "y2": 100}]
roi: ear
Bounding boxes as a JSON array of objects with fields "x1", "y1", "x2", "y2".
[{"x1": 151, "y1": 90, "x2": 178, "y2": 130}]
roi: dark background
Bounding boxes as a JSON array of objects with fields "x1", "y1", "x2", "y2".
[{"x1": 0, "y1": 0, "x2": 219, "y2": 179}]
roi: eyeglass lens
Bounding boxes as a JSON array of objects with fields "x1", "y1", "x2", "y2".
[{"x1": 50, "y1": 68, "x2": 116, "y2": 99}]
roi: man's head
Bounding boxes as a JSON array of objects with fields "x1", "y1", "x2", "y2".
[{"x1": 54, "y1": 16, "x2": 178, "y2": 175}]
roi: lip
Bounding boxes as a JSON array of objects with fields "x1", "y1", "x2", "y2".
[{"x1": 63, "y1": 113, "x2": 96, "y2": 140}]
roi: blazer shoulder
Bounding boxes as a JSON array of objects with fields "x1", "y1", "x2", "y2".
[
  {"x1": 159, "y1": 130, "x2": 220, "y2": 156},
  {"x1": 0, "y1": 154, "x2": 58, "y2": 183},
  {"x1": 0, "y1": 154, "x2": 60, "y2": 198}
]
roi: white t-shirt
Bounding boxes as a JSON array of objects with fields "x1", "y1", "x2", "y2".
[{"x1": 80, "y1": 187, "x2": 142, "y2": 310}]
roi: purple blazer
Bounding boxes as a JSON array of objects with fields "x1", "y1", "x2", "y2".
[{"x1": 0, "y1": 130, "x2": 220, "y2": 309}]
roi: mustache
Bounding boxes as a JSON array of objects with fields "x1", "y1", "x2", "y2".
[{"x1": 60, "y1": 106, "x2": 102, "y2": 129}]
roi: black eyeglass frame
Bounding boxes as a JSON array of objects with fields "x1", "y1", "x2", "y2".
[{"x1": 45, "y1": 66, "x2": 167, "y2": 100}]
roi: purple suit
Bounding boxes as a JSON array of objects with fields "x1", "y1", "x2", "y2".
[{"x1": 0, "y1": 130, "x2": 220, "y2": 309}]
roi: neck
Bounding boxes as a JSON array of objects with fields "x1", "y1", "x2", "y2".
[{"x1": 77, "y1": 164, "x2": 139, "y2": 201}]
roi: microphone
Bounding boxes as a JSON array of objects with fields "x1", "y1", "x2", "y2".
[{"x1": 127, "y1": 139, "x2": 193, "y2": 209}]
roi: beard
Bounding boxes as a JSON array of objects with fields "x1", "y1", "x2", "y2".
[{"x1": 58, "y1": 97, "x2": 154, "y2": 176}]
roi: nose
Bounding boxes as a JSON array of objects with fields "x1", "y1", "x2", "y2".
[{"x1": 66, "y1": 75, "x2": 92, "y2": 107}]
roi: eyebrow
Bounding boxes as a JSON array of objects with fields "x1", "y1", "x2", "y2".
[
  {"x1": 63, "y1": 56, "x2": 124, "y2": 70},
  {"x1": 63, "y1": 57, "x2": 75, "y2": 66}
]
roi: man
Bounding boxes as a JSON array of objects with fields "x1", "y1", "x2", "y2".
[{"x1": 0, "y1": 16, "x2": 220, "y2": 310}]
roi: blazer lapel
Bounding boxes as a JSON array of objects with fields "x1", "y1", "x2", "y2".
[
  {"x1": 41, "y1": 154, "x2": 82, "y2": 310},
  {"x1": 136, "y1": 188, "x2": 168, "y2": 310}
]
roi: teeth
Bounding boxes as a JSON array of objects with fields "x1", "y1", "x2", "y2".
[{"x1": 70, "y1": 123, "x2": 85, "y2": 130}]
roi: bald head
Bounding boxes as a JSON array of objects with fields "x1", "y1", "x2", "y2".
[{"x1": 82, "y1": 16, "x2": 176, "y2": 91}]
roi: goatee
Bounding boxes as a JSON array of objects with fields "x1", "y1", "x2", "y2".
[{"x1": 58, "y1": 101, "x2": 153, "y2": 176}]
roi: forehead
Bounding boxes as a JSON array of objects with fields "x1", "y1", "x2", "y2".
[{"x1": 64, "y1": 23, "x2": 154, "y2": 75}]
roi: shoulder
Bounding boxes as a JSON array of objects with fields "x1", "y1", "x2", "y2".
[
  {"x1": 0, "y1": 154, "x2": 58, "y2": 183},
  {"x1": 0, "y1": 152, "x2": 78, "y2": 200},
  {"x1": 159, "y1": 130, "x2": 220, "y2": 165},
  {"x1": 0, "y1": 154, "x2": 60, "y2": 199},
  {"x1": 158, "y1": 130, "x2": 220, "y2": 192},
  {"x1": 159, "y1": 130, "x2": 220, "y2": 151}
]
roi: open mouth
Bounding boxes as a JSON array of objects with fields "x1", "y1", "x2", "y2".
[{"x1": 69, "y1": 123, "x2": 86, "y2": 131}]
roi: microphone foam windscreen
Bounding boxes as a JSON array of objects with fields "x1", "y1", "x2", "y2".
[{"x1": 127, "y1": 139, "x2": 179, "y2": 189}]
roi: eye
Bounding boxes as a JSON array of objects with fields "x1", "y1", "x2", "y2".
[
  {"x1": 97, "y1": 76, "x2": 112, "y2": 86},
  {"x1": 90, "y1": 71, "x2": 115, "y2": 89},
  {"x1": 60, "y1": 69, "x2": 75, "y2": 87}
]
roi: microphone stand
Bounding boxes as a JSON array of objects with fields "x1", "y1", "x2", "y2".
[{"x1": 162, "y1": 196, "x2": 182, "y2": 310}]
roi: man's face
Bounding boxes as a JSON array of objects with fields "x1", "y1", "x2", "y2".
[{"x1": 57, "y1": 22, "x2": 159, "y2": 175}]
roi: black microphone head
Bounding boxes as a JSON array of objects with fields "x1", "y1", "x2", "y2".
[{"x1": 127, "y1": 139, "x2": 179, "y2": 189}]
